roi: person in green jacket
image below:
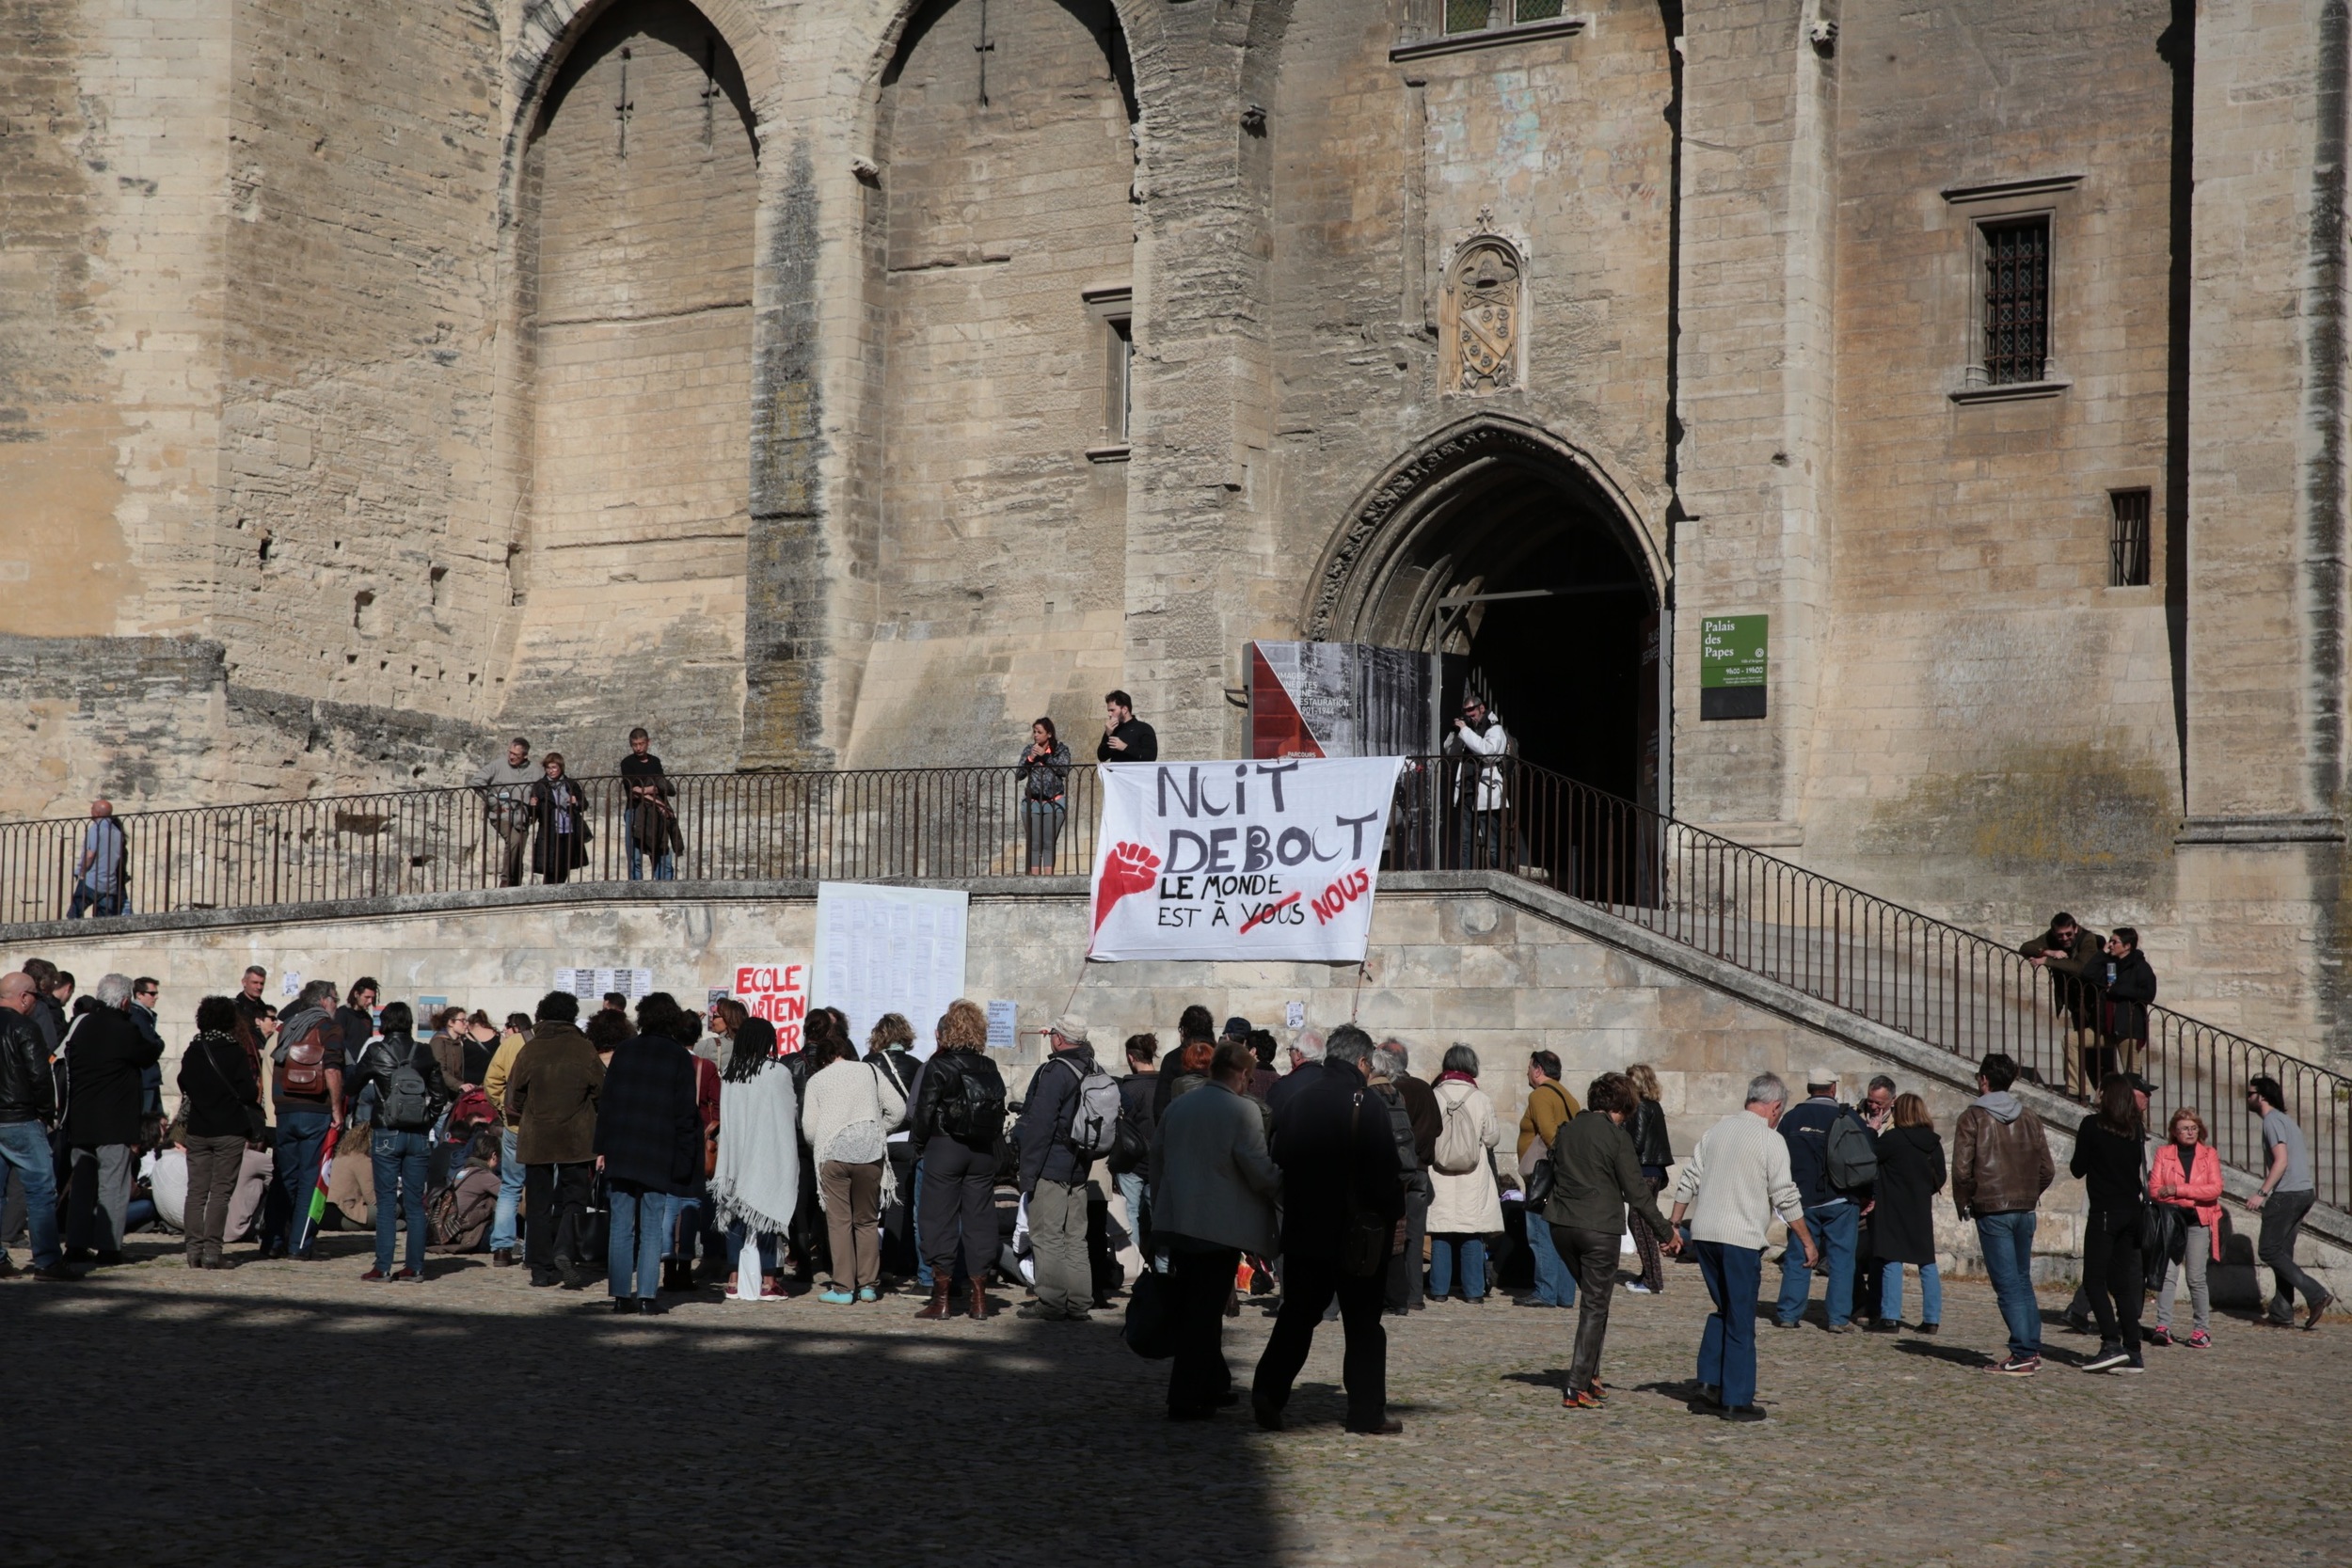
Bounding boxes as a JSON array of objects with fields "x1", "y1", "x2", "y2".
[{"x1": 1545, "y1": 1072, "x2": 1679, "y2": 1409}]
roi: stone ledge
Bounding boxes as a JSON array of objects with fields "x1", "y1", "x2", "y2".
[{"x1": 1389, "y1": 17, "x2": 1586, "y2": 64}]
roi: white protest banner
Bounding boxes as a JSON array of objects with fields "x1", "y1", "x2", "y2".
[
  {"x1": 733, "y1": 962, "x2": 809, "y2": 1053},
  {"x1": 1086, "y1": 757, "x2": 1404, "y2": 962},
  {"x1": 815, "y1": 882, "x2": 968, "y2": 1054}
]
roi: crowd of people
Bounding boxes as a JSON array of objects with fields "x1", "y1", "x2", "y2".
[{"x1": 0, "y1": 953, "x2": 2334, "y2": 1430}]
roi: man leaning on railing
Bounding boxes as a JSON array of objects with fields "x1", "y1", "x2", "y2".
[{"x1": 471, "y1": 737, "x2": 539, "y2": 889}]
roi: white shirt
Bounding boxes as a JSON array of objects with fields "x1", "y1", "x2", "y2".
[{"x1": 1672, "y1": 1109, "x2": 1806, "y2": 1250}]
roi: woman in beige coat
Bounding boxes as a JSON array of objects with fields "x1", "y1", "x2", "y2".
[{"x1": 1425, "y1": 1043, "x2": 1504, "y2": 1302}]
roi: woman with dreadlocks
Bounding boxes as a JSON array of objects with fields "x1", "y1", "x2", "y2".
[{"x1": 707, "y1": 999, "x2": 799, "y2": 1301}]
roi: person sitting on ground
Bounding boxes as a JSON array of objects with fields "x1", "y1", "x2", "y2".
[
  {"x1": 1867, "y1": 1093, "x2": 1945, "y2": 1335},
  {"x1": 2148, "y1": 1107, "x2": 2222, "y2": 1348},
  {"x1": 428, "y1": 1130, "x2": 504, "y2": 1254},
  {"x1": 1152, "y1": 1039, "x2": 1281, "y2": 1420},
  {"x1": 1546, "y1": 1071, "x2": 1679, "y2": 1409}
]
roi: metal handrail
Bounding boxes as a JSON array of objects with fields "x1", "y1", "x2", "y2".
[{"x1": 6, "y1": 754, "x2": 2343, "y2": 1208}]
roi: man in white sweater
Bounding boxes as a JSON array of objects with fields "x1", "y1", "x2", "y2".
[{"x1": 1668, "y1": 1072, "x2": 1817, "y2": 1424}]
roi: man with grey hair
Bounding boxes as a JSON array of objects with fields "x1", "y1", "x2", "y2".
[
  {"x1": 471, "y1": 736, "x2": 539, "y2": 888},
  {"x1": 1268, "y1": 1027, "x2": 1325, "y2": 1117},
  {"x1": 60, "y1": 974, "x2": 161, "y2": 1265},
  {"x1": 1668, "y1": 1072, "x2": 1815, "y2": 1422},
  {"x1": 67, "y1": 800, "x2": 128, "y2": 919},
  {"x1": 262, "y1": 977, "x2": 346, "y2": 1259}
]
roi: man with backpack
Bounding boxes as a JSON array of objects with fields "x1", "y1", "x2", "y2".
[
  {"x1": 349, "y1": 1002, "x2": 451, "y2": 1282},
  {"x1": 262, "y1": 979, "x2": 346, "y2": 1260},
  {"x1": 1014, "y1": 1015, "x2": 1115, "y2": 1321},
  {"x1": 1771, "y1": 1071, "x2": 1872, "y2": 1332}
]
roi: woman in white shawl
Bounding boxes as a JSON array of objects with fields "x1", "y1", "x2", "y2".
[{"x1": 708, "y1": 1001, "x2": 798, "y2": 1301}]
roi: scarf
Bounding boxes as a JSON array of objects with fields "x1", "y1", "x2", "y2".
[{"x1": 710, "y1": 1061, "x2": 800, "y2": 1238}]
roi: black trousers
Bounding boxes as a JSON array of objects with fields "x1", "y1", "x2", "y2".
[
  {"x1": 524, "y1": 1161, "x2": 594, "y2": 1273},
  {"x1": 1384, "y1": 1186, "x2": 1430, "y2": 1310},
  {"x1": 1254, "y1": 1254, "x2": 1389, "y2": 1426},
  {"x1": 881, "y1": 1142, "x2": 919, "y2": 1279},
  {"x1": 918, "y1": 1137, "x2": 997, "y2": 1280},
  {"x1": 1167, "y1": 1244, "x2": 1242, "y2": 1416},
  {"x1": 1554, "y1": 1224, "x2": 1621, "y2": 1391},
  {"x1": 2082, "y1": 1205, "x2": 2144, "y2": 1353}
]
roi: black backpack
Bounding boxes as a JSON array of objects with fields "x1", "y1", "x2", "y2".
[
  {"x1": 379, "y1": 1038, "x2": 436, "y2": 1132},
  {"x1": 938, "y1": 1056, "x2": 1007, "y2": 1144}
]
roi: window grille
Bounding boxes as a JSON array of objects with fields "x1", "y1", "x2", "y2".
[
  {"x1": 1982, "y1": 216, "x2": 2050, "y2": 385},
  {"x1": 1444, "y1": 0, "x2": 1493, "y2": 31},
  {"x1": 2109, "y1": 489, "x2": 2151, "y2": 587}
]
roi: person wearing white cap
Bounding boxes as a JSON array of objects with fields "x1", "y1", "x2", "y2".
[{"x1": 1014, "y1": 1015, "x2": 1106, "y2": 1321}]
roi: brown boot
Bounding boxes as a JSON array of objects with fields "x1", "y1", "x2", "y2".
[
  {"x1": 968, "y1": 1280, "x2": 993, "y2": 1321},
  {"x1": 914, "y1": 1278, "x2": 954, "y2": 1321}
]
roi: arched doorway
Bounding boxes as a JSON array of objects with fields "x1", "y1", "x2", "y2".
[{"x1": 1309, "y1": 420, "x2": 1664, "y2": 811}]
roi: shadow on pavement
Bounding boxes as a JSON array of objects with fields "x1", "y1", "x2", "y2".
[{"x1": 1, "y1": 1251, "x2": 1283, "y2": 1568}]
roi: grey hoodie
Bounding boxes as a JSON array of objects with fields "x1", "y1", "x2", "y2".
[{"x1": 1971, "y1": 1089, "x2": 2024, "y2": 1125}]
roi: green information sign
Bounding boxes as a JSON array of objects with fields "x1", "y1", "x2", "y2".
[{"x1": 1699, "y1": 614, "x2": 1768, "y2": 720}]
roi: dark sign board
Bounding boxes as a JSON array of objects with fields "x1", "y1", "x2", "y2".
[{"x1": 1699, "y1": 614, "x2": 1767, "y2": 721}]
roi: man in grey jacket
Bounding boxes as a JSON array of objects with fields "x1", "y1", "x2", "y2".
[
  {"x1": 1015, "y1": 1016, "x2": 1100, "y2": 1322},
  {"x1": 1151, "y1": 1040, "x2": 1280, "y2": 1418},
  {"x1": 470, "y1": 736, "x2": 538, "y2": 887}
]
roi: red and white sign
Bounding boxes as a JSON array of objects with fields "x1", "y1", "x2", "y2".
[
  {"x1": 733, "y1": 962, "x2": 808, "y2": 1053},
  {"x1": 1087, "y1": 757, "x2": 1404, "y2": 962}
]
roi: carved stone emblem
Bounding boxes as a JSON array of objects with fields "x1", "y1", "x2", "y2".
[{"x1": 1440, "y1": 228, "x2": 1524, "y2": 395}]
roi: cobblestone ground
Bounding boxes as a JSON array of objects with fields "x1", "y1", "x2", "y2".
[{"x1": 5, "y1": 1237, "x2": 2344, "y2": 1566}]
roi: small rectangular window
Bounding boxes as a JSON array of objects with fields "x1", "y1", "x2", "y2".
[
  {"x1": 2108, "y1": 489, "x2": 2152, "y2": 587},
  {"x1": 1514, "y1": 0, "x2": 1565, "y2": 20},
  {"x1": 1444, "y1": 0, "x2": 1493, "y2": 32},
  {"x1": 1105, "y1": 315, "x2": 1132, "y2": 442},
  {"x1": 1443, "y1": 0, "x2": 1560, "y2": 29},
  {"x1": 1981, "y1": 216, "x2": 2050, "y2": 385}
]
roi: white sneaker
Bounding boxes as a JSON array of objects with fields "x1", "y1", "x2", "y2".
[{"x1": 1625, "y1": 1282, "x2": 1654, "y2": 1294}]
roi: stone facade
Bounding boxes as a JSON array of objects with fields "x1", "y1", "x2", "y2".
[{"x1": 4, "y1": 0, "x2": 2347, "y2": 1053}]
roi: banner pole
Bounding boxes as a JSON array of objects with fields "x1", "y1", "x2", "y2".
[{"x1": 1351, "y1": 957, "x2": 1369, "y2": 1022}]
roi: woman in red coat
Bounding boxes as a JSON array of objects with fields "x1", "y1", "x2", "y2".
[{"x1": 2147, "y1": 1107, "x2": 2224, "y2": 1347}]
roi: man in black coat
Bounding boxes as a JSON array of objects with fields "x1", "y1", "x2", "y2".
[
  {"x1": 593, "y1": 999, "x2": 703, "y2": 1314},
  {"x1": 1250, "y1": 1025, "x2": 1408, "y2": 1435},
  {"x1": 62, "y1": 974, "x2": 163, "y2": 1263},
  {"x1": 1094, "y1": 689, "x2": 1158, "y2": 763},
  {"x1": 0, "y1": 973, "x2": 72, "y2": 1279}
]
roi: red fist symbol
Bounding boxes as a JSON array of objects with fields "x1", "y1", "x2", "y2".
[{"x1": 1092, "y1": 840, "x2": 1162, "y2": 934}]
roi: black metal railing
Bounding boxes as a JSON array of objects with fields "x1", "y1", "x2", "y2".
[
  {"x1": 6, "y1": 754, "x2": 2344, "y2": 1210},
  {"x1": 1390, "y1": 755, "x2": 2351, "y2": 1213}
]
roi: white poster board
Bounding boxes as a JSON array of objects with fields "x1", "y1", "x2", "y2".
[
  {"x1": 814, "y1": 882, "x2": 969, "y2": 1054},
  {"x1": 553, "y1": 967, "x2": 652, "y2": 1003},
  {"x1": 1086, "y1": 758, "x2": 1404, "y2": 962}
]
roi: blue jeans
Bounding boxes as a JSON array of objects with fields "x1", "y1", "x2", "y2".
[
  {"x1": 371, "y1": 1128, "x2": 430, "y2": 1274},
  {"x1": 1116, "y1": 1169, "x2": 1151, "y2": 1263},
  {"x1": 1879, "y1": 1259, "x2": 1942, "y2": 1327},
  {"x1": 608, "y1": 1183, "x2": 672, "y2": 1298},
  {"x1": 1693, "y1": 1239, "x2": 1763, "y2": 1409},
  {"x1": 1427, "y1": 1234, "x2": 1488, "y2": 1301},
  {"x1": 1775, "y1": 1198, "x2": 1857, "y2": 1326},
  {"x1": 68, "y1": 879, "x2": 125, "y2": 918},
  {"x1": 267, "y1": 1110, "x2": 333, "y2": 1255},
  {"x1": 626, "y1": 809, "x2": 675, "y2": 880},
  {"x1": 727, "y1": 1219, "x2": 778, "y2": 1282},
  {"x1": 1523, "y1": 1210, "x2": 1578, "y2": 1306},
  {"x1": 1974, "y1": 1210, "x2": 2042, "y2": 1359},
  {"x1": 0, "y1": 1120, "x2": 62, "y2": 1268},
  {"x1": 490, "y1": 1127, "x2": 523, "y2": 1251}
]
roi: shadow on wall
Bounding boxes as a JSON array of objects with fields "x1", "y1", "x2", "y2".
[{"x1": 2, "y1": 1255, "x2": 1283, "y2": 1565}]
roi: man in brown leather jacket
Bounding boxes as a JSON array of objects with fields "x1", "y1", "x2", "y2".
[{"x1": 1950, "y1": 1053, "x2": 2056, "y2": 1376}]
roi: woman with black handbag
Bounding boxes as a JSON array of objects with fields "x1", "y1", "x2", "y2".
[{"x1": 2070, "y1": 1075, "x2": 2151, "y2": 1373}]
